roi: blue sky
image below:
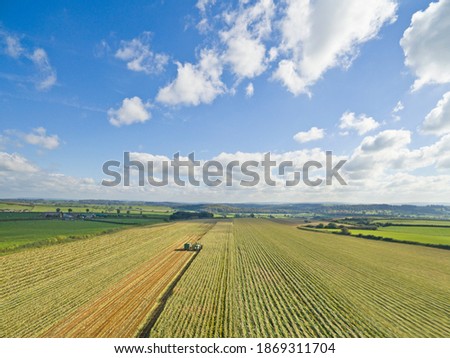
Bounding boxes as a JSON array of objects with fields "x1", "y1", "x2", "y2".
[{"x1": 1, "y1": 0, "x2": 450, "y2": 203}]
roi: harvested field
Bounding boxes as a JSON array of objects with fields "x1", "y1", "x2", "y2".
[
  {"x1": 0, "y1": 221, "x2": 213, "y2": 337},
  {"x1": 150, "y1": 219, "x2": 450, "y2": 337}
]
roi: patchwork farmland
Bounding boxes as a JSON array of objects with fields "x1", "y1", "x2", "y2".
[{"x1": 1, "y1": 219, "x2": 449, "y2": 338}]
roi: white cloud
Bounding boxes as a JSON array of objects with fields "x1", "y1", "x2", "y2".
[
  {"x1": 359, "y1": 129, "x2": 411, "y2": 153},
  {"x1": 1, "y1": 30, "x2": 57, "y2": 90},
  {"x1": 2, "y1": 128, "x2": 60, "y2": 150},
  {"x1": 220, "y1": 0, "x2": 275, "y2": 79},
  {"x1": 245, "y1": 82, "x2": 254, "y2": 97},
  {"x1": 268, "y1": 47, "x2": 278, "y2": 62},
  {"x1": 273, "y1": 0, "x2": 397, "y2": 95},
  {"x1": 420, "y1": 91, "x2": 450, "y2": 136},
  {"x1": 393, "y1": 101, "x2": 404, "y2": 113},
  {"x1": 29, "y1": 48, "x2": 57, "y2": 90},
  {"x1": 0, "y1": 151, "x2": 104, "y2": 199},
  {"x1": 391, "y1": 101, "x2": 404, "y2": 121},
  {"x1": 2, "y1": 143, "x2": 450, "y2": 203},
  {"x1": 339, "y1": 111, "x2": 380, "y2": 135},
  {"x1": 400, "y1": 0, "x2": 450, "y2": 90},
  {"x1": 197, "y1": 0, "x2": 215, "y2": 13},
  {"x1": 108, "y1": 97, "x2": 151, "y2": 127},
  {"x1": 293, "y1": 127, "x2": 325, "y2": 143},
  {"x1": 3, "y1": 34, "x2": 24, "y2": 58},
  {"x1": 23, "y1": 127, "x2": 60, "y2": 150},
  {"x1": 345, "y1": 129, "x2": 412, "y2": 179},
  {"x1": 156, "y1": 49, "x2": 225, "y2": 106},
  {"x1": 0, "y1": 152, "x2": 39, "y2": 173},
  {"x1": 345, "y1": 130, "x2": 450, "y2": 187},
  {"x1": 223, "y1": 36, "x2": 267, "y2": 78},
  {"x1": 115, "y1": 32, "x2": 168, "y2": 74}
]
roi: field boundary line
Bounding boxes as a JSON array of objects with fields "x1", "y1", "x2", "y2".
[{"x1": 296, "y1": 227, "x2": 450, "y2": 251}]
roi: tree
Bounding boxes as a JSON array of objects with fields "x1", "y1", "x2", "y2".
[
  {"x1": 56, "y1": 208, "x2": 61, "y2": 213},
  {"x1": 116, "y1": 209, "x2": 121, "y2": 215},
  {"x1": 340, "y1": 227, "x2": 350, "y2": 235},
  {"x1": 86, "y1": 208, "x2": 90, "y2": 213},
  {"x1": 68, "y1": 208, "x2": 72, "y2": 213}
]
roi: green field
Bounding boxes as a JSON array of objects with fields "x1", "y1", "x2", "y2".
[
  {"x1": 0, "y1": 201, "x2": 172, "y2": 215},
  {"x1": 372, "y1": 219, "x2": 450, "y2": 226},
  {"x1": 0, "y1": 201, "x2": 171, "y2": 253},
  {"x1": 0, "y1": 220, "x2": 140, "y2": 252},
  {"x1": 350, "y1": 226, "x2": 450, "y2": 246}
]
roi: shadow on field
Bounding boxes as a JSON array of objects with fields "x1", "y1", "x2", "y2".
[{"x1": 137, "y1": 251, "x2": 199, "y2": 337}]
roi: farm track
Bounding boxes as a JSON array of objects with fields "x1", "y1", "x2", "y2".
[
  {"x1": 1, "y1": 221, "x2": 214, "y2": 337},
  {"x1": 151, "y1": 219, "x2": 450, "y2": 337}
]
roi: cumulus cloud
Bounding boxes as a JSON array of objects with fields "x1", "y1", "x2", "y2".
[
  {"x1": 23, "y1": 127, "x2": 60, "y2": 150},
  {"x1": 108, "y1": 97, "x2": 151, "y2": 127},
  {"x1": 223, "y1": 36, "x2": 267, "y2": 78},
  {"x1": 345, "y1": 129, "x2": 412, "y2": 178},
  {"x1": 220, "y1": 0, "x2": 275, "y2": 79},
  {"x1": 293, "y1": 127, "x2": 325, "y2": 143},
  {"x1": 114, "y1": 144, "x2": 450, "y2": 203},
  {"x1": 160, "y1": 0, "x2": 397, "y2": 103},
  {"x1": 2, "y1": 142, "x2": 450, "y2": 203},
  {"x1": 273, "y1": 0, "x2": 397, "y2": 95},
  {"x1": 115, "y1": 32, "x2": 168, "y2": 74},
  {"x1": 359, "y1": 129, "x2": 411, "y2": 153},
  {"x1": 345, "y1": 130, "x2": 450, "y2": 187},
  {"x1": 245, "y1": 82, "x2": 254, "y2": 97},
  {"x1": 400, "y1": 0, "x2": 450, "y2": 90},
  {"x1": 0, "y1": 152, "x2": 39, "y2": 173},
  {"x1": 420, "y1": 91, "x2": 450, "y2": 136},
  {"x1": 339, "y1": 111, "x2": 380, "y2": 135},
  {"x1": 156, "y1": 49, "x2": 225, "y2": 106},
  {"x1": 0, "y1": 158, "x2": 100, "y2": 199}
]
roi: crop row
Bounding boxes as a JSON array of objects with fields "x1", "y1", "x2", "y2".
[
  {"x1": 151, "y1": 219, "x2": 450, "y2": 337},
  {"x1": 0, "y1": 222, "x2": 213, "y2": 337}
]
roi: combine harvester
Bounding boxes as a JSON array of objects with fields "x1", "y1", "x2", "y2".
[{"x1": 183, "y1": 243, "x2": 202, "y2": 251}]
